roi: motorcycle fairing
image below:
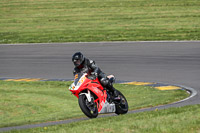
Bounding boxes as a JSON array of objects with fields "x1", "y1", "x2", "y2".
[
  {"x1": 99, "y1": 100, "x2": 116, "y2": 114},
  {"x1": 69, "y1": 72, "x2": 115, "y2": 113}
]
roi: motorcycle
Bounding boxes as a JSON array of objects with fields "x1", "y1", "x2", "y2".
[{"x1": 69, "y1": 72, "x2": 128, "y2": 118}]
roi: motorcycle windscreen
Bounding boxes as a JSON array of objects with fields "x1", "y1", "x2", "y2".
[{"x1": 74, "y1": 73, "x2": 83, "y2": 86}]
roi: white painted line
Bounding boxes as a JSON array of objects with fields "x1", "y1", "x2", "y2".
[
  {"x1": 171, "y1": 84, "x2": 197, "y2": 104},
  {"x1": 0, "y1": 41, "x2": 200, "y2": 46}
]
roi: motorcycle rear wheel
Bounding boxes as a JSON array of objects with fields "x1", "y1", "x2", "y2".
[
  {"x1": 78, "y1": 95, "x2": 98, "y2": 118},
  {"x1": 115, "y1": 90, "x2": 129, "y2": 115}
]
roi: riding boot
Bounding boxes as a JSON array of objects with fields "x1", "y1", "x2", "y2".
[
  {"x1": 107, "y1": 82, "x2": 120, "y2": 100},
  {"x1": 99, "y1": 75, "x2": 120, "y2": 100}
]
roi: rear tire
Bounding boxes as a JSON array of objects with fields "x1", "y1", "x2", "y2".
[
  {"x1": 78, "y1": 95, "x2": 98, "y2": 118},
  {"x1": 115, "y1": 90, "x2": 128, "y2": 115}
]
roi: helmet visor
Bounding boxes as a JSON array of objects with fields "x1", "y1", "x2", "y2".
[{"x1": 73, "y1": 59, "x2": 81, "y2": 66}]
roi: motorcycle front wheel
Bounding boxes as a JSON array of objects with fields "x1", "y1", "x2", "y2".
[{"x1": 78, "y1": 95, "x2": 98, "y2": 118}]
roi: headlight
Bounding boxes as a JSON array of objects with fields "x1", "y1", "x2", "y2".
[{"x1": 69, "y1": 83, "x2": 74, "y2": 90}]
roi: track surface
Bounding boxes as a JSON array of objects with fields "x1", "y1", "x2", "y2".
[{"x1": 0, "y1": 41, "x2": 200, "y2": 131}]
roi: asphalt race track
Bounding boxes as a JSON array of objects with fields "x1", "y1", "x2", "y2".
[{"x1": 0, "y1": 41, "x2": 200, "y2": 131}]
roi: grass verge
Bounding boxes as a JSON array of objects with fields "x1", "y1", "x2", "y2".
[
  {"x1": 10, "y1": 104, "x2": 200, "y2": 133},
  {"x1": 0, "y1": 80, "x2": 189, "y2": 128},
  {"x1": 0, "y1": 0, "x2": 200, "y2": 44}
]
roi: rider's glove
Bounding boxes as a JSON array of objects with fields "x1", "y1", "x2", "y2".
[
  {"x1": 91, "y1": 72, "x2": 97, "y2": 76},
  {"x1": 91, "y1": 72, "x2": 97, "y2": 79}
]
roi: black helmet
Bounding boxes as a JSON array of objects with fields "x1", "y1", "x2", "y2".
[{"x1": 72, "y1": 52, "x2": 85, "y2": 67}]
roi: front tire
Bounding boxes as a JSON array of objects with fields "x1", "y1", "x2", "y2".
[{"x1": 78, "y1": 95, "x2": 98, "y2": 118}]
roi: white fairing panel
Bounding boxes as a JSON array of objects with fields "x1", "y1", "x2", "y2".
[
  {"x1": 99, "y1": 100, "x2": 116, "y2": 114},
  {"x1": 69, "y1": 73, "x2": 87, "y2": 91}
]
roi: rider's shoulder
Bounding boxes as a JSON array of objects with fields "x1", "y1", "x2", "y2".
[
  {"x1": 89, "y1": 59, "x2": 95, "y2": 64},
  {"x1": 84, "y1": 58, "x2": 95, "y2": 65}
]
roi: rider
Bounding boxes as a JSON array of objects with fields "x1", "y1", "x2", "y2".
[{"x1": 72, "y1": 52, "x2": 119, "y2": 99}]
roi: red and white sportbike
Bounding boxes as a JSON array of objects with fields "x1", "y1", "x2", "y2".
[{"x1": 69, "y1": 72, "x2": 128, "y2": 118}]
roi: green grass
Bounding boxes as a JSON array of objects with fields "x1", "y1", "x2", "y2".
[
  {"x1": 0, "y1": 80, "x2": 189, "y2": 128},
  {"x1": 0, "y1": 0, "x2": 200, "y2": 44},
  {"x1": 10, "y1": 104, "x2": 200, "y2": 133}
]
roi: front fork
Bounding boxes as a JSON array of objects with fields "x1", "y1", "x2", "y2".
[
  {"x1": 79, "y1": 90, "x2": 96, "y2": 111},
  {"x1": 79, "y1": 90, "x2": 92, "y2": 102}
]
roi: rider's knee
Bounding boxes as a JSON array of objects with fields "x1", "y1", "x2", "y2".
[{"x1": 100, "y1": 78, "x2": 109, "y2": 87}]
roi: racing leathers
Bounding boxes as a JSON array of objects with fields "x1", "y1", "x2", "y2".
[{"x1": 73, "y1": 58, "x2": 118, "y2": 97}]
